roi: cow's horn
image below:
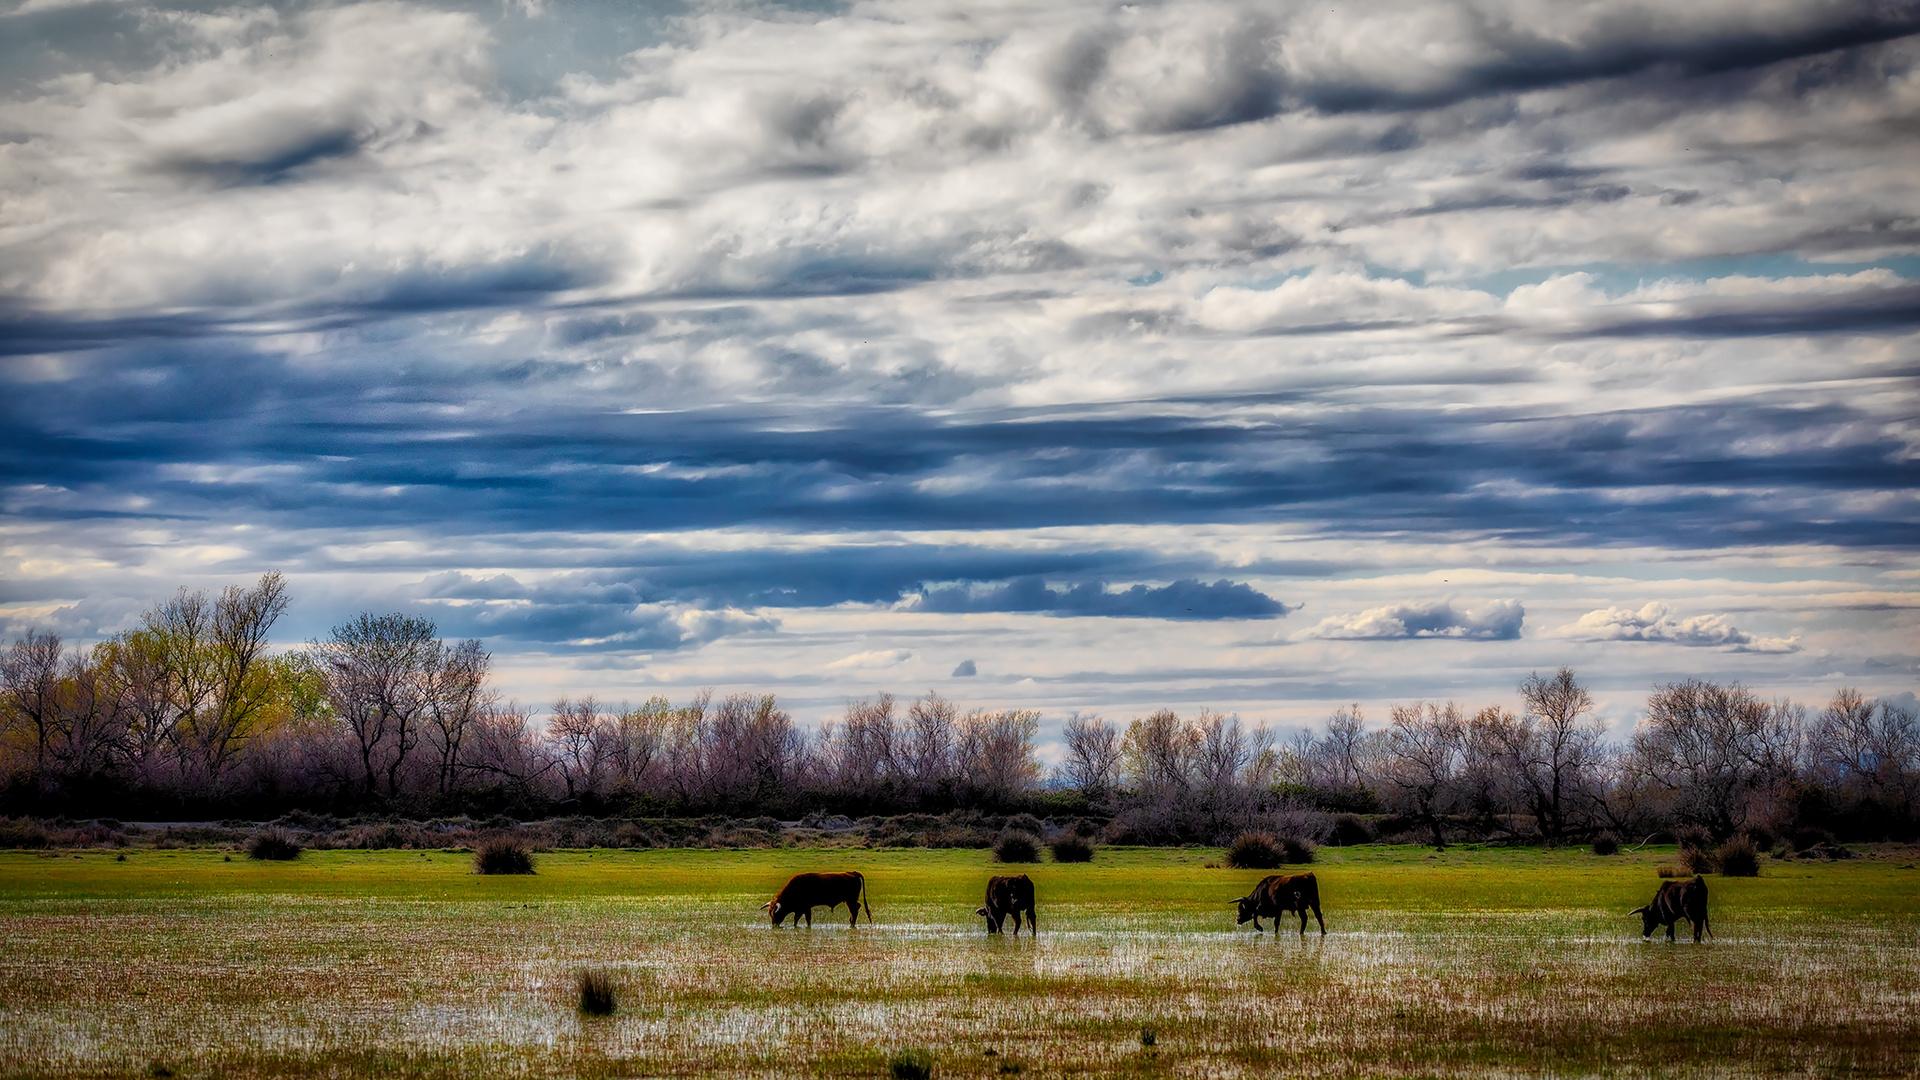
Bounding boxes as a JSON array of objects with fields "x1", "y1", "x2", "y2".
[
  {"x1": 1627, "y1": 906, "x2": 1646, "y2": 915},
  {"x1": 759, "y1": 901, "x2": 772, "y2": 909}
]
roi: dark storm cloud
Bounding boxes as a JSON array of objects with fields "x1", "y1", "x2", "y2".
[{"x1": 912, "y1": 577, "x2": 1289, "y2": 619}]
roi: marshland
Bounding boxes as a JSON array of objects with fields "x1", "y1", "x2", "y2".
[{"x1": 3, "y1": 843, "x2": 1916, "y2": 1079}]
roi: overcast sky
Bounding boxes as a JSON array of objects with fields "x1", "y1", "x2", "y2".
[{"x1": 2, "y1": 0, "x2": 1916, "y2": 749}]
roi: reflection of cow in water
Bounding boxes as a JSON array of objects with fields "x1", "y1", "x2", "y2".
[
  {"x1": 977, "y1": 874, "x2": 1037, "y2": 936},
  {"x1": 763, "y1": 871, "x2": 872, "y2": 927},
  {"x1": 1631, "y1": 875, "x2": 1711, "y2": 942},
  {"x1": 1232, "y1": 872, "x2": 1326, "y2": 936}
]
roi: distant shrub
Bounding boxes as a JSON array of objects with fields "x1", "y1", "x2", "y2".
[
  {"x1": 993, "y1": 831, "x2": 1041, "y2": 864},
  {"x1": 577, "y1": 968, "x2": 616, "y2": 1016},
  {"x1": 1789, "y1": 826, "x2": 1836, "y2": 852},
  {"x1": 1682, "y1": 844, "x2": 1718, "y2": 876},
  {"x1": 1743, "y1": 824, "x2": 1775, "y2": 851},
  {"x1": 1049, "y1": 834, "x2": 1094, "y2": 863},
  {"x1": 889, "y1": 1048, "x2": 933, "y2": 1080},
  {"x1": 0, "y1": 819, "x2": 50, "y2": 849},
  {"x1": 1330, "y1": 815, "x2": 1375, "y2": 846},
  {"x1": 1278, "y1": 835, "x2": 1316, "y2": 864},
  {"x1": 1675, "y1": 825, "x2": 1714, "y2": 851},
  {"x1": 1656, "y1": 863, "x2": 1682, "y2": 878},
  {"x1": 1591, "y1": 831, "x2": 1619, "y2": 856},
  {"x1": 1716, "y1": 836, "x2": 1760, "y2": 877},
  {"x1": 1226, "y1": 832, "x2": 1283, "y2": 870},
  {"x1": 1004, "y1": 813, "x2": 1046, "y2": 836},
  {"x1": 472, "y1": 837, "x2": 535, "y2": 875},
  {"x1": 246, "y1": 828, "x2": 303, "y2": 861}
]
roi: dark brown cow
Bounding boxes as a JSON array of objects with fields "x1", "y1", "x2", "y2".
[
  {"x1": 976, "y1": 874, "x2": 1037, "y2": 936},
  {"x1": 1630, "y1": 875, "x2": 1712, "y2": 942},
  {"x1": 1232, "y1": 871, "x2": 1326, "y2": 936},
  {"x1": 762, "y1": 871, "x2": 872, "y2": 927}
]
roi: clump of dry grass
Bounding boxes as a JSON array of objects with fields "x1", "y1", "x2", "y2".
[
  {"x1": 471, "y1": 837, "x2": 535, "y2": 875},
  {"x1": 1591, "y1": 831, "x2": 1619, "y2": 856},
  {"x1": 1226, "y1": 831, "x2": 1313, "y2": 868},
  {"x1": 888, "y1": 1048, "x2": 933, "y2": 1080},
  {"x1": 1049, "y1": 834, "x2": 1094, "y2": 862},
  {"x1": 576, "y1": 968, "x2": 616, "y2": 1016},
  {"x1": 246, "y1": 828, "x2": 303, "y2": 861},
  {"x1": 1716, "y1": 836, "x2": 1760, "y2": 877},
  {"x1": 1656, "y1": 863, "x2": 1683, "y2": 878},
  {"x1": 993, "y1": 831, "x2": 1040, "y2": 864}
]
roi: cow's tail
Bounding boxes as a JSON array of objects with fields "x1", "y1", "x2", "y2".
[{"x1": 858, "y1": 871, "x2": 873, "y2": 924}]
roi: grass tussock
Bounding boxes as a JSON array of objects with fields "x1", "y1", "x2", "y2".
[
  {"x1": 246, "y1": 828, "x2": 303, "y2": 861},
  {"x1": 1591, "y1": 831, "x2": 1619, "y2": 856},
  {"x1": 1716, "y1": 836, "x2": 1760, "y2": 877},
  {"x1": 1656, "y1": 863, "x2": 1683, "y2": 878},
  {"x1": 1226, "y1": 831, "x2": 1313, "y2": 869},
  {"x1": 1049, "y1": 834, "x2": 1094, "y2": 863},
  {"x1": 888, "y1": 1048, "x2": 933, "y2": 1080},
  {"x1": 576, "y1": 968, "x2": 616, "y2": 1016},
  {"x1": 993, "y1": 831, "x2": 1040, "y2": 864},
  {"x1": 471, "y1": 837, "x2": 535, "y2": 875}
]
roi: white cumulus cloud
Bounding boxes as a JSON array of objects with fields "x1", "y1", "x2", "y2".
[
  {"x1": 1294, "y1": 598, "x2": 1522, "y2": 641},
  {"x1": 1552, "y1": 603, "x2": 1799, "y2": 653}
]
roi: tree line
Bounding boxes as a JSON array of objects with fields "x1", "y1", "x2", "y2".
[{"x1": 1, "y1": 575, "x2": 1914, "y2": 843}]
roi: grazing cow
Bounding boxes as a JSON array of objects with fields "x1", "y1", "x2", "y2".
[
  {"x1": 762, "y1": 871, "x2": 872, "y2": 928},
  {"x1": 1630, "y1": 875, "x2": 1712, "y2": 942},
  {"x1": 1232, "y1": 872, "x2": 1326, "y2": 936},
  {"x1": 976, "y1": 874, "x2": 1037, "y2": 936}
]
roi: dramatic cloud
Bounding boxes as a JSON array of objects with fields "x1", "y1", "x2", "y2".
[
  {"x1": 1554, "y1": 604, "x2": 1801, "y2": 653},
  {"x1": 908, "y1": 578, "x2": 1289, "y2": 619},
  {"x1": 1297, "y1": 599, "x2": 1525, "y2": 641},
  {"x1": 0, "y1": 0, "x2": 1913, "y2": 724}
]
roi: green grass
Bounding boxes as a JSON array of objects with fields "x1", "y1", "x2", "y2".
[{"x1": 2, "y1": 845, "x2": 1916, "y2": 1078}]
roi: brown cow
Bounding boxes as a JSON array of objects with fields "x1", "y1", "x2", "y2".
[
  {"x1": 976, "y1": 874, "x2": 1037, "y2": 936},
  {"x1": 1232, "y1": 872, "x2": 1326, "y2": 936},
  {"x1": 762, "y1": 871, "x2": 872, "y2": 927},
  {"x1": 1630, "y1": 874, "x2": 1712, "y2": 942}
]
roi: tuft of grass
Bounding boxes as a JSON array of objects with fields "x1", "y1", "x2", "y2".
[
  {"x1": 472, "y1": 837, "x2": 535, "y2": 875},
  {"x1": 576, "y1": 967, "x2": 616, "y2": 1016},
  {"x1": 1591, "y1": 831, "x2": 1619, "y2": 856},
  {"x1": 889, "y1": 1048, "x2": 933, "y2": 1080},
  {"x1": 1225, "y1": 832, "x2": 1311, "y2": 868},
  {"x1": 1656, "y1": 863, "x2": 1682, "y2": 878},
  {"x1": 993, "y1": 831, "x2": 1040, "y2": 864},
  {"x1": 1716, "y1": 836, "x2": 1760, "y2": 877},
  {"x1": 1682, "y1": 844, "x2": 1718, "y2": 876},
  {"x1": 1049, "y1": 834, "x2": 1094, "y2": 863},
  {"x1": 246, "y1": 828, "x2": 303, "y2": 861},
  {"x1": 1139, "y1": 1026, "x2": 1157, "y2": 1047},
  {"x1": 148, "y1": 1061, "x2": 174, "y2": 1078}
]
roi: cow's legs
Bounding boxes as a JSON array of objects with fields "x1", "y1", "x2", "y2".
[
  {"x1": 1690, "y1": 917, "x2": 1703, "y2": 943},
  {"x1": 1664, "y1": 920, "x2": 1676, "y2": 942},
  {"x1": 849, "y1": 901, "x2": 859, "y2": 928},
  {"x1": 804, "y1": 908, "x2": 813, "y2": 928},
  {"x1": 1251, "y1": 916, "x2": 1264, "y2": 933},
  {"x1": 1311, "y1": 901, "x2": 1326, "y2": 936}
]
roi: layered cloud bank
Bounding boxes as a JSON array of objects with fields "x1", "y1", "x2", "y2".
[{"x1": 0, "y1": 0, "x2": 1914, "y2": 729}]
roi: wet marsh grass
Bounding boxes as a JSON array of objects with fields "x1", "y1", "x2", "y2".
[{"x1": 2, "y1": 845, "x2": 1916, "y2": 1077}]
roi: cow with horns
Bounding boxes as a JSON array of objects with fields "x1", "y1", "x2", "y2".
[
  {"x1": 1231, "y1": 871, "x2": 1326, "y2": 936},
  {"x1": 762, "y1": 871, "x2": 873, "y2": 928},
  {"x1": 977, "y1": 874, "x2": 1037, "y2": 936},
  {"x1": 1630, "y1": 874, "x2": 1712, "y2": 942}
]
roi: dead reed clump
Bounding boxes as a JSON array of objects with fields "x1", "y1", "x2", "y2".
[
  {"x1": 1279, "y1": 835, "x2": 1316, "y2": 864},
  {"x1": 1656, "y1": 863, "x2": 1682, "y2": 878},
  {"x1": 471, "y1": 836, "x2": 535, "y2": 875},
  {"x1": 1330, "y1": 814, "x2": 1376, "y2": 846},
  {"x1": 1716, "y1": 836, "x2": 1760, "y2": 877},
  {"x1": 0, "y1": 819, "x2": 51, "y2": 850},
  {"x1": 576, "y1": 968, "x2": 616, "y2": 1016},
  {"x1": 1591, "y1": 831, "x2": 1619, "y2": 855},
  {"x1": 993, "y1": 831, "x2": 1041, "y2": 864},
  {"x1": 1049, "y1": 834, "x2": 1095, "y2": 863},
  {"x1": 1226, "y1": 832, "x2": 1284, "y2": 869},
  {"x1": 889, "y1": 1048, "x2": 933, "y2": 1080},
  {"x1": 246, "y1": 828, "x2": 303, "y2": 861}
]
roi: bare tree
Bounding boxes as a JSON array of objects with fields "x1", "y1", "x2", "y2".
[
  {"x1": 956, "y1": 708, "x2": 1041, "y2": 805},
  {"x1": 1629, "y1": 679, "x2": 1802, "y2": 838},
  {"x1": 609, "y1": 697, "x2": 672, "y2": 795},
  {"x1": 1807, "y1": 689, "x2": 1918, "y2": 826},
  {"x1": 1, "y1": 630, "x2": 65, "y2": 777},
  {"x1": 1509, "y1": 668, "x2": 1606, "y2": 840},
  {"x1": 548, "y1": 695, "x2": 614, "y2": 800},
  {"x1": 901, "y1": 692, "x2": 957, "y2": 804},
  {"x1": 1374, "y1": 701, "x2": 1464, "y2": 848},
  {"x1": 424, "y1": 639, "x2": 490, "y2": 797},
  {"x1": 818, "y1": 693, "x2": 900, "y2": 800},
  {"x1": 313, "y1": 612, "x2": 440, "y2": 799},
  {"x1": 1059, "y1": 712, "x2": 1122, "y2": 804}
]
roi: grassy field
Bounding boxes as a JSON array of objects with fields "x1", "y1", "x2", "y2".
[{"x1": 2, "y1": 844, "x2": 1916, "y2": 1078}]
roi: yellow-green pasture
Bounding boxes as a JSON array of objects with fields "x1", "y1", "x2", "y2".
[{"x1": 2, "y1": 845, "x2": 1916, "y2": 1078}]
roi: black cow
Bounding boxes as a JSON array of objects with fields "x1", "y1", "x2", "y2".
[
  {"x1": 762, "y1": 871, "x2": 872, "y2": 927},
  {"x1": 1232, "y1": 871, "x2": 1326, "y2": 936},
  {"x1": 977, "y1": 874, "x2": 1037, "y2": 936},
  {"x1": 1630, "y1": 875, "x2": 1712, "y2": 942}
]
